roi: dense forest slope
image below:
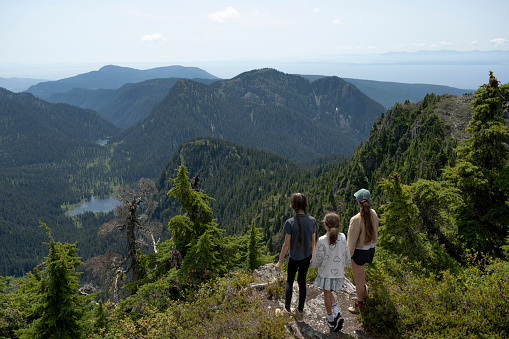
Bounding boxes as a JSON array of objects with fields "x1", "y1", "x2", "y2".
[
  {"x1": 25, "y1": 65, "x2": 219, "y2": 96},
  {"x1": 0, "y1": 88, "x2": 120, "y2": 276},
  {"x1": 109, "y1": 68, "x2": 385, "y2": 181},
  {"x1": 0, "y1": 88, "x2": 117, "y2": 167}
]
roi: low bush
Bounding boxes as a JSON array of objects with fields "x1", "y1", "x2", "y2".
[
  {"x1": 92, "y1": 270, "x2": 288, "y2": 339},
  {"x1": 360, "y1": 251, "x2": 509, "y2": 338}
]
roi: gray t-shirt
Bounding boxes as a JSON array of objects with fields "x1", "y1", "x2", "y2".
[{"x1": 283, "y1": 214, "x2": 317, "y2": 260}]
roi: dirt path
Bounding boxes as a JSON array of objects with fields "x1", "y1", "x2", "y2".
[{"x1": 252, "y1": 264, "x2": 378, "y2": 339}]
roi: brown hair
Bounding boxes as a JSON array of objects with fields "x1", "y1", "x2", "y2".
[
  {"x1": 360, "y1": 200, "x2": 375, "y2": 244},
  {"x1": 324, "y1": 213, "x2": 340, "y2": 245},
  {"x1": 290, "y1": 193, "x2": 307, "y2": 247}
]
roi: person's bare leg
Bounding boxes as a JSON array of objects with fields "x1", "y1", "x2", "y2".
[
  {"x1": 324, "y1": 289, "x2": 333, "y2": 313},
  {"x1": 351, "y1": 259, "x2": 365, "y2": 302}
]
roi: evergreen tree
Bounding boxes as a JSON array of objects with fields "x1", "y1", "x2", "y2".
[
  {"x1": 443, "y1": 72, "x2": 509, "y2": 256},
  {"x1": 92, "y1": 299, "x2": 109, "y2": 335},
  {"x1": 16, "y1": 223, "x2": 88, "y2": 339},
  {"x1": 167, "y1": 166, "x2": 225, "y2": 285},
  {"x1": 379, "y1": 174, "x2": 462, "y2": 270},
  {"x1": 247, "y1": 220, "x2": 264, "y2": 270}
]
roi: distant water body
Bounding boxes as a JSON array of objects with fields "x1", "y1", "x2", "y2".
[
  {"x1": 96, "y1": 139, "x2": 109, "y2": 146},
  {"x1": 67, "y1": 197, "x2": 120, "y2": 216}
]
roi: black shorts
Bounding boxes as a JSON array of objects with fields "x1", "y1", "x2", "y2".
[{"x1": 352, "y1": 247, "x2": 375, "y2": 266}]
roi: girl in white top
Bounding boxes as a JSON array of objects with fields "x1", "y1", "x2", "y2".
[{"x1": 309, "y1": 212, "x2": 351, "y2": 332}]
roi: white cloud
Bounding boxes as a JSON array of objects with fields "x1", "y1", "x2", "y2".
[
  {"x1": 141, "y1": 33, "x2": 167, "y2": 43},
  {"x1": 439, "y1": 41, "x2": 452, "y2": 47},
  {"x1": 313, "y1": 8, "x2": 320, "y2": 14},
  {"x1": 333, "y1": 19, "x2": 341, "y2": 25},
  {"x1": 471, "y1": 40, "x2": 479, "y2": 45},
  {"x1": 208, "y1": 7, "x2": 240, "y2": 23},
  {"x1": 490, "y1": 38, "x2": 506, "y2": 47},
  {"x1": 367, "y1": 46, "x2": 376, "y2": 50}
]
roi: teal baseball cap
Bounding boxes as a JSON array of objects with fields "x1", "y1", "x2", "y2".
[{"x1": 354, "y1": 188, "x2": 371, "y2": 203}]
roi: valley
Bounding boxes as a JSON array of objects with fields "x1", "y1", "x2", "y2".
[{"x1": 0, "y1": 66, "x2": 507, "y2": 338}]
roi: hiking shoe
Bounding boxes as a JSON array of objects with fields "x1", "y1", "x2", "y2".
[
  {"x1": 275, "y1": 308, "x2": 292, "y2": 318},
  {"x1": 291, "y1": 307, "x2": 304, "y2": 322},
  {"x1": 348, "y1": 301, "x2": 364, "y2": 314}
]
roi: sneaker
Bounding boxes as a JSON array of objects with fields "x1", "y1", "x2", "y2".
[
  {"x1": 333, "y1": 313, "x2": 344, "y2": 332},
  {"x1": 348, "y1": 301, "x2": 364, "y2": 314},
  {"x1": 326, "y1": 313, "x2": 344, "y2": 332},
  {"x1": 326, "y1": 317, "x2": 337, "y2": 332},
  {"x1": 364, "y1": 284, "x2": 369, "y2": 299},
  {"x1": 291, "y1": 307, "x2": 304, "y2": 322}
]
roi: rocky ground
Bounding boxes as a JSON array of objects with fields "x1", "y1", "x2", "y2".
[{"x1": 251, "y1": 264, "x2": 379, "y2": 339}]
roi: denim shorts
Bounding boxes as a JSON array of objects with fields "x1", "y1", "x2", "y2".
[{"x1": 352, "y1": 247, "x2": 375, "y2": 266}]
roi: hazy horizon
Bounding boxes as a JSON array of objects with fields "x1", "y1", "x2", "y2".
[
  {"x1": 2, "y1": 1, "x2": 508, "y2": 89},
  {"x1": 1, "y1": 49, "x2": 508, "y2": 90}
]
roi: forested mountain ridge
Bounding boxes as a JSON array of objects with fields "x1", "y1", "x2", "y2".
[
  {"x1": 25, "y1": 65, "x2": 219, "y2": 96},
  {"x1": 41, "y1": 77, "x2": 218, "y2": 129},
  {"x1": 153, "y1": 137, "x2": 310, "y2": 242},
  {"x1": 108, "y1": 68, "x2": 385, "y2": 181},
  {"x1": 0, "y1": 88, "x2": 118, "y2": 167},
  {"x1": 327, "y1": 93, "x2": 475, "y2": 231},
  {"x1": 0, "y1": 88, "x2": 121, "y2": 276}
]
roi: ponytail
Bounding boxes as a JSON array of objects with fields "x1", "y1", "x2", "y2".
[
  {"x1": 360, "y1": 201, "x2": 375, "y2": 244},
  {"x1": 324, "y1": 213, "x2": 340, "y2": 245},
  {"x1": 290, "y1": 193, "x2": 308, "y2": 248},
  {"x1": 296, "y1": 214, "x2": 303, "y2": 247}
]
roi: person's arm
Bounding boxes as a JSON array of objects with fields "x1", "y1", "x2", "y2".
[
  {"x1": 310, "y1": 232, "x2": 316, "y2": 260},
  {"x1": 275, "y1": 233, "x2": 291, "y2": 271},
  {"x1": 343, "y1": 234, "x2": 352, "y2": 268},
  {"x1": 309, "y1": 238, "x2": 323, "y2": 268},
  {"x1": 347, "y1": 217, "x2": 359, "y2": 258}
]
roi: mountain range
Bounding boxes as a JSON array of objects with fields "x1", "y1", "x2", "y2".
[
  {"x1": 107, "y1": 68, "x2": 386, "y2": 181},
  {"x1": 41, "y1": 77, "x2": 217, "y2": 128},
  {"x1": 0, "y1": 64, "x2": 472, "y2": 131},
  {"x1": 0, "y1": 65, "x2": 502, "y2": 278},
  {"x1": 25, "y1": 65, "x2": 219, "y2": 96}
]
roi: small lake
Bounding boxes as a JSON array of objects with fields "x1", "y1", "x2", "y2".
[
  {"x1": 67, "y1": 196, "x2": 120, "y2": 216},
  {"x1": 96, "y1": 139, "x2": 109, "y2": 146}
]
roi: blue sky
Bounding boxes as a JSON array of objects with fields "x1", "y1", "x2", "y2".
[{"x1": 1, "y1": 0, "x2": 508, "y2": 88}]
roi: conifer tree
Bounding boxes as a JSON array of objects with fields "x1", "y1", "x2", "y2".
[
  {"x1": 167, "y1": 166, "x2": 225, "y2": 284},
  {"x1": 16, "y1": 223, "x2": 88, "y2": 339},
  {"x1": 247, "y1": 220, "x2": 264, "y2": 270},
  {"x1": 443, "y1": 72, "x2": 509, "y2": 255}
]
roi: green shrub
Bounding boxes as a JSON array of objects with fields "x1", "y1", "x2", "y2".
[
  {"x1": 264, "y1": 274, "x2": 286, "y2": 300},
  {"x1": 360, "y1": 250, "x2": 509, "y2": 338},
  {"x1": 105, "y1": 270, "x2": 288, "y2": 338}
]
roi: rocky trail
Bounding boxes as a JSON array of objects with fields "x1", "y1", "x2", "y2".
[{"x1": 251, "y1": 264, "x2": 379, "y2": 339}]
